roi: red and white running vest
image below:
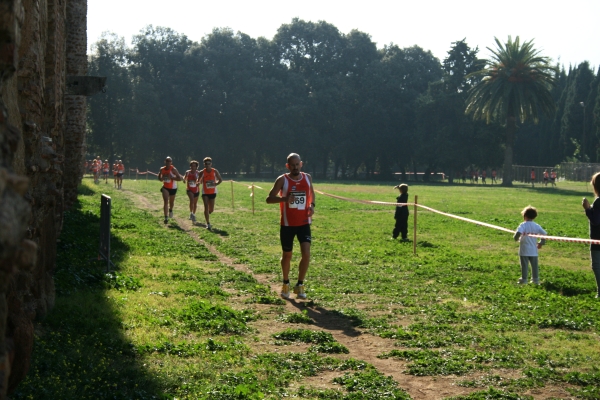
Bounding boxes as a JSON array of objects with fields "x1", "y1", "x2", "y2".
[
  {"x1": 186, "y1": 170, "x2": 199, "y2": 193},
  {"x1": 279, "y1": 172, "x2": 312, "y2": 227},
  {"x1": 160, "y1": 166, "x2": 177, "y2": 189},
  {"x1": 202, "y1": 168, "x2": 217, "y2": 195}
]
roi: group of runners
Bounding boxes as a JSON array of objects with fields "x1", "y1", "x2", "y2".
[
  {"x1": 530, "y1": 168, "x2": 558, "y2": 187},
  {"x1": 461, "y1": 169, "x2": 498, "y2": 184},
  {"x1": 157, "y1": 153, "x2": 315, "y2": 300},
  {"x1": 158, "y1": 156, "x2": 223, "y2": 228},
  {"x1": 84, "y1": 156, "x2": 125, "y2": 189}
]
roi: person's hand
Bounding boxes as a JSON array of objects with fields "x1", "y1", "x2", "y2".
[
  {"x1": 308, "y1": 205, "x2": 315, "y2": 217},
  {"x1": 583, "y1": 197, "x2": 591, "y2": 210},
  {"x1": 537, "y1": 243, "x2": 543, "y2": 249},
  {"x1": 287, "y1": 194, "x2": 296, "y2": 204}
]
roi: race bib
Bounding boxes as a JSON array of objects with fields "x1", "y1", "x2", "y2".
[
  {"x1": 289, "y1": 191, "x2": 306, "y2": 210},
  {"x1": 206, "y1": 180, "x2": 216, "y2": 188},
  {"x1": 188, "y1": 181, "x2": 196, "y2": 188},
  {"x1": 163, "y1": 176, "x2": 171, "y2": 183}
]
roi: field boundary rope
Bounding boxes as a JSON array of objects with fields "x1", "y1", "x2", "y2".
[{"x1": 315, "y1": 189, "x2": 600, "y2": 246}]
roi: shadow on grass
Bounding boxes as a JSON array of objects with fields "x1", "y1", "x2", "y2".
[
  {"x1": 286, "y1": 301, "x2": 363, "y2": 338},
  {"x1": 188, "y1": 221, "x2": 230, "y2": 237},
  {"x1": 12, "y1": 186, "x2": 162, "y2": 400}
]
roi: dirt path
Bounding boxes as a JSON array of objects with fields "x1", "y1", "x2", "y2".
[{"x1": 125, "y1": 189, "x2": 574, "y2": 400}]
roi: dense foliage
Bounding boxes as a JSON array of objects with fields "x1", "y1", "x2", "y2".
[{"x1": 87, "y1": 20, "x2": 600, "y2": 178}]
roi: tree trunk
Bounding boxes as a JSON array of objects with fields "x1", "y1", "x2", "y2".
[{"x1": 502, "y1": 116, "x2": 516, "y2": 186}]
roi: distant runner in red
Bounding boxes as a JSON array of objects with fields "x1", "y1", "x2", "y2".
[
  {"x1": 266, "y1": 153, "x2": 315, "y2": 300},
  {"x1": 112, "y1": 162, "x2": 118, "y2": 188},
  {"x1": 158, "y1": 156, "x2": 183, "y2": 224},
  {"x1": 116, "y1": 160, "x2": 125, "y2": 189},
  {"x1": 550, "y1": 169, "x2": 557, "y2": 187},
  {"x1": 198, "y1": 157, "x2": 222, "y2": 230},
  {"x1": 102, "y1": 160, "x2": 110, "y2": 184},
  {"x1": 183, "y1": 160, "x2": 201, "y2": 223}
]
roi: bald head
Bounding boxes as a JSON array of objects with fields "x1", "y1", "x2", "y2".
[{"x1": 287, "y1": 153, "x2": 301, "y2": 164}]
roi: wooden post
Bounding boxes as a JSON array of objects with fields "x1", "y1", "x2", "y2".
[
  {"x1": 413, "y1": 195, "x2": 418, "y2": 255},
  {"x1": 230, "y1": 180, "x2": 235, "y2": 210},
  {"x1": 252, "y1": 183, "x2": 255, "y2": 215}
]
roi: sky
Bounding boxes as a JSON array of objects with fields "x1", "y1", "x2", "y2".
[{"x1": 88, "y1": 0, "x2": 600, "y2": 70}]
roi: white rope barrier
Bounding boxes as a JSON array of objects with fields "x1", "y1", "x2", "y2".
[{"x1": 316, "y1": 189, "x2": 600, "y2": 246}]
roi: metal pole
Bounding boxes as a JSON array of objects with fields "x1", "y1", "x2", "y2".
[
  {"x1": 413, "y1": 195, "x2": 418, "y2": 255},
  {"x1": 231, "y1": 180, "x2": 234, "y2": 210},
  {"x1": 252, "y1": 183, "x2": 255, "y2": 215}
]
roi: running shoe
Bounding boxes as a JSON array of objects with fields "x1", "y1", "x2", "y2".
[
  {"x1": 169, "y1": 210, "x2": 173, "y2": 218},
  {"x1": 517, "y1": 278, "x2": 527, "y2": 285},
  {"x1": 189, "y1": 213, "x2": 193, "y2": 220},
  {"x1": 191, "y1": 213, "x2": 196, "y2": 222},
  {"x1": 207, "y1": 223, "x2": 212, "y2": 230},
  {"x1": 281, "y1": 283, "x2": 291, "y2": 299},
  {"x1": 293, "y1": 284, "x2": 307, "y2": 299},
  {"x1": 163, "y1": 217, "x2": 168, "y2": 224}
]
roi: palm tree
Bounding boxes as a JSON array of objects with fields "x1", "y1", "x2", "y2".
[{"x1": 465, "y1": 36, "x2": 557, "y2": 186}]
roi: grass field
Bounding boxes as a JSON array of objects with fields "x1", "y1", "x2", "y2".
[{"x1": 12, "y1": 176, "x2": 600, "y2": 399}]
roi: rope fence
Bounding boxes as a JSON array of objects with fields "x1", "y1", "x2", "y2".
[
  {"x1": 114, "y1": 176, "x2": 599, "y2": 249},
  {"x1": 315, "y1": 189, "x2": 600, "y2": 254}
]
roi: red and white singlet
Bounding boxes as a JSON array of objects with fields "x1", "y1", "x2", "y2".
[
  {"x1": 201, "y1": 168, "x2": 218, "y2": 195},
  {"x1": 103, "y1": 162, "x2": 110, "y2": 173},
  {"x1": 185, "y1": 170, "x2": 200, "y2": 193},
  {"x1": 279, "y1": 172, "x2": 312, "y2": 227},
  {"x1": 160, "y1": 165, "x2": 177, "y2": 189}
]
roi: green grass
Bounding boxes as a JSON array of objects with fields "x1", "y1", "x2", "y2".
[{"x1": 12, "y1": 177, "x2": 600, "y2": 399}]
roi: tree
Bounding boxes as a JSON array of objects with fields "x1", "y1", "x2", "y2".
[
  {"x1": 559, "y1": 62, "x2": 595, "y2": 161},
  {"x1": 465, "y1": 36, "x2": 557, "y2": 186}
]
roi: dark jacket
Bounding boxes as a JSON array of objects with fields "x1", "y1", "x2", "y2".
[
  {"x1": 586, "y1": 197, "x2": 600, "y2": 251},
  {"x1": 394, "y1": 193, "x2": 409, "y2": 219}
]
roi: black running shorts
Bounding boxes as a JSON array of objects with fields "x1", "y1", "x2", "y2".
[
  {"x1": 161, "y1": 187, "x2": 177, "y2": 196},
  {"x1": 280, "y1": 224, "x2": 312, "y2": 252}
]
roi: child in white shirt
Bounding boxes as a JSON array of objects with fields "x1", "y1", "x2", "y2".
[{"x1": 514, "y1": 205, "x2": 547, "y2": 284}]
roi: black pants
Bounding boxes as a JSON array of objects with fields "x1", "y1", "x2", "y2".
[{"x1": 393, "y1": 216, "x2": 408, "y2": 239}]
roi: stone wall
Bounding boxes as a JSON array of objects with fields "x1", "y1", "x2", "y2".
[{"x1": 0, "y1": 0, "x2": 88, "y2": 397}]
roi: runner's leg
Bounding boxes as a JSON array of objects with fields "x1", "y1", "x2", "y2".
[{"x1": 161, "y1": 188, "x2": 169, "y2": 218}]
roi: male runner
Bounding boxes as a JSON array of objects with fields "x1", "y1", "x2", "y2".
[
  {"x1": 266, "y1": 153, "x2": 315, "y2": 300},
  {"x1": 198, "y1": 157, "x2": 222, "y2": 230}
]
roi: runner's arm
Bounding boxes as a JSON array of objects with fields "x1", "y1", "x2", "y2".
[
  {"x1": 307, "y1": 173, "x2": 315, "y2": 217},
  {"x1": 173, "y1": 168, "x2": 183, "y2": 181},
  {"x1": 215, "y1": 170, "x2": 223, "y2": 185},
  {"x1": 266, "y1": 176, "x2": 290, "y2": 204},
  {"x1": 158, "y1": 168, "x2": 164, "y2": 182}
]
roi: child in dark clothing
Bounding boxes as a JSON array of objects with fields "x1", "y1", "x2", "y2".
[
  {"x1": 582, "y1": 172, "x2": 600, "y2": 298},
  {"x1": 393, "y1": 184, "x2": 409, "y2": 241}
]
